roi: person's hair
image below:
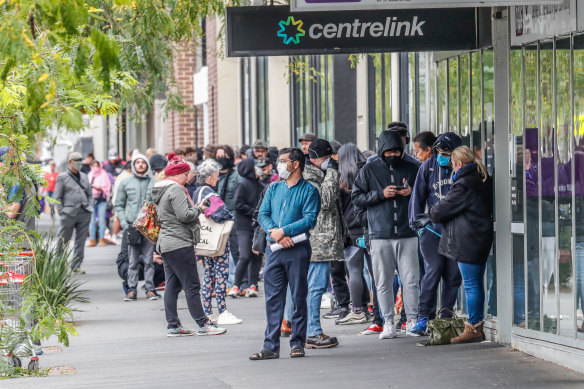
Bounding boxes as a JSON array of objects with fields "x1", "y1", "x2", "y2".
[
  {"x1": 174, "y1": 148, "x2": 185, "y2": 156},
  {"x1": 338, "y1": 143, "x2": 366, "y2": 192},
  {"x1": 87, "y1": 153, "x2": 95, "y2": 160},
  {"x1": 185, "y1": 146, "x2": 195, "y2": 154},
  {"x1": 92, "y1": 160, "x2": 101, "y2": 167},
  {"x1": 232, "y1": 145, "x2": 241, "y2": 158},
  {"x1": 362, "y1": 150, "x2": 375, "y2": 159},
  {"x1": 387, "y1": 121, "x2": 407, "y2": 130},
  {"x1": 279, "y1": 148, "x2": 305, "y2": 173},
  {"x1": 413, "y1": 131, "x2": 438, "y2": 150},
  {"x1": 215, "y1": 145, "x2": 234, "y2": 161},
  {"x1": 196, "y1": 159, "x2": 221, "y2": 185},
  {"x1": 330, "y1": 140, "x2": 343, "y2": 154},
  {"x1": 451, "y1": 146, "x2": 488, "y2": 182}
]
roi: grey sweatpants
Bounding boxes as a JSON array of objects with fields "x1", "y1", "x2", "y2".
[
  {"x1": 58, "y1": 210, "x2": 92, "y2": 270},
  {"x1": 370, "y1": 237, "x2": 420, "y2": 324},
  {"x1": 128, "y1": 241, "x2": 155, "y2": 292}
]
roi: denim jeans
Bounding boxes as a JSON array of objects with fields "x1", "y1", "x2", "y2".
[
  {"x1": 89, "y1": 201, "x2": 107, "y2": 239},
  {"x1": 283, "y1": 285, "x2": 294, "y2": 322},
  {"x1": 458, "y1": 262, "x2": 487, "y2": 325},
  {"x1": 513, "y1": 262, "x2": 526, "y2": 325},
  {"x1": 306, "y1": 262, "x2": 330, "y2": 337}
]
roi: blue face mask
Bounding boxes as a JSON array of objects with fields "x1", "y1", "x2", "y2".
[{"x1": 437, "y1": 154, "x2": 451, "y2": 167}]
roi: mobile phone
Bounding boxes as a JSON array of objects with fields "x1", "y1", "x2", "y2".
[{"x1": 394, "y1": 182, "x2": 408, "y2": 190}]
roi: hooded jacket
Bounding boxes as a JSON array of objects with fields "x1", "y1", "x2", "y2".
[
  {"x1": 303, "y1": 163, "x2": 345, "y2": 262},
  {"x1": 115, "y1": 154, "x2": 154, "y2": 230},
  {"x1": 217, "y1": 166, "x2": 240, "y2": 212},
  {"x1": 429, "y1": 163, "x2": 494, "y2": 265},
  {"x1": 234, "y1": 158, "x2": 265, "y2": 230},
  {"x1": 340, "y1": 160, "x2": 366, "y2": 238},
  {"x1": 152, "y1": 179, "x2": 202, "y2": 254},
  {"x1": 408, "y1": 132, "x2": 462, "y2": 235},
  {"x1": 352, "y1": 131, "x2": 419, "y2": 240}
]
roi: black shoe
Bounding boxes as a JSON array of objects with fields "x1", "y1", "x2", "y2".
[
  {"x1": 395, "y1": 317, "x2": 407, "y2": 331},
  {"x1": 334, "y1": 307, "x2": 350, "y2": 324},
  {"x1": 323, "y1": 306, "x2": 341, "y2": 319},
  {"x1": 305, "y1": 334, "x2": 339, "y2": 349}
]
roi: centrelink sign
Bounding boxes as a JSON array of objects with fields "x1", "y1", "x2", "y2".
[{"x1": 226, "y1": 6, "x2": 491, "y2": 57}]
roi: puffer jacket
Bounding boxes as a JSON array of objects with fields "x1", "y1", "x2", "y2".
[
  {"x1": 152, "y1": 179, "x2": 202, "y2": 254},
  {"x1": 429, "y1": 163, "x2": 493, "y2": 265},
  {"x1": 115, "y1": 153, "x2": 154, "y2": 229},
  {"x1": 303, "y1": 163, "x2": 344, "y2": 262},
  {"x1": 217, "y1": 168, "x2": 240, "y2": 212}
]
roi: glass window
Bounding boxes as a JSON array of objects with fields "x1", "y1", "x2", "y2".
[
  {"x1": 460, "y1": 54, "x2": 471, "y2": 147},
  {"x1": 408, "y1": 53, "x2": 417, "y2": 133},
  {"x1": 471, "y1": 51, "x2": 482, "y2": 156},
  {"x1": 241, "y1": 58, "x2": 252, "y2": 145},
  {"x1": 368, "y1": 54, "x2": 392, "y2": 149},
  {"x1": 449, "y1": 57, "x2": 459, "y2": 134},
  {"x1": 256, "y1": 57, "x2": 269, "y2": 144},
  {"x1": 437, "y1": 60, "x2": 448, "y2": 134},
  {"x1": 573, "y1": 33, "x2": 584, "y2": 339}
]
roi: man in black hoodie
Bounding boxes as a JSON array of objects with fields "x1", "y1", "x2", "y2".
[{"x1": 352, "y1": 131, "x2": 420, "y2": 340}]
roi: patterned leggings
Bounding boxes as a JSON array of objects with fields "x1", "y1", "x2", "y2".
[{"x1": 200, "y1": 248, "x2": 230, "y2": 315}]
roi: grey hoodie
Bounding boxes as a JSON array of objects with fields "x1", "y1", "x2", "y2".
[
  {"x1": 152, "y1": 179, "x2": 202, "y2": 254},
  {"x1": 114, "y1": 153, "x2": 154, "y2": 229}
]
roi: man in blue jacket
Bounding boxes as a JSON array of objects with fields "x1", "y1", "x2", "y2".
[
  {"x1": 409, "y1": 132, "x2": 463, "y2": 335},
  {"x1": 250, "y1": 148, "x2": 320, "y2": 360}
]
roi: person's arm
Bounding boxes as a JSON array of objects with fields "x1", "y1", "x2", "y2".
[
  {"x1": 114, "y1": 183, "x2": 129, "y2": 229},
  {"x1": 428, "y1": 183, "x2": 469, "y2": 224},
  {"x1": 409, "y1": 165, "x2": 428, "y2": 230},
  {"x1": 84, "y1": 176, "x2": 94, "y2": 207},
  {"x1": 319, "y1": 167, "x2": 339, "y2": 211},
  {"x1": 258, "y1": 185, "x2": 278, "y2": 233},
  {"x1": 53, "y1": 174, "x2": 64, "y2": 213},
  {"x1": 234, "y1": 182, "x2": 254, "y2": 217},
  {"x1": 351, "y1": 169, "x2": 384, "y2": 208},
  {"x1": 170, "y1": 186, "x2": 201, "y2": 224},
  {"x1": 146, "y1": 179, "x2": 154, "y2": 202},
  {"x1": 4, "y1": 203, "x2": 20, "y2": 219},
  {"x1": 281, "y1": 186, "x2": 321, "y2": 237}
]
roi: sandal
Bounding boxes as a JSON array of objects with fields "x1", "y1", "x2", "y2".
[
  {"x1": 249, "y1": 348, "x2": 279, "y2": 361},
  {"x1": 290, "y1": 346, "x2": 305, "y2": 358}
]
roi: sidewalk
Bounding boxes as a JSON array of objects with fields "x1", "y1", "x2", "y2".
[{"x1": 11, "y1": 215, "x2": 584, "y2": 388}]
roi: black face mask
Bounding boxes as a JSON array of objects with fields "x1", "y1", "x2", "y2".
[
  {"x1": 216, "y1": 157, "x2": 233, "y2": 170},
  {"x1": 384, "y1": 155, "x2": 401, "y2": 168}
]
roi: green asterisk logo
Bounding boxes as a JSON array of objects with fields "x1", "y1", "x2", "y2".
[{"x1": 277, "y1": 16, "x2": 305, "y2": 45}]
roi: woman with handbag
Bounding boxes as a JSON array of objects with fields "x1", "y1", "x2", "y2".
[
  {"x1": 152, "y1": 154, "x2": 226, "y2": 337},
  {"x1": 87, "y1": 161, "x2": 111, "y2": 247},
  {"x1": 229, "y1": 158, "x2": 265, "y2": 298},
  {"x1": 194, "y1": 160, "x2": 243, "y2": 326},
  {"x1": 425, "y1": 146, "x2": 494, "y2": 343}
]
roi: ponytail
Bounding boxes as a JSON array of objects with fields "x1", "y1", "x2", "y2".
[{"x1": 451, "y1": 146, "x2": 488, "y2": 182}]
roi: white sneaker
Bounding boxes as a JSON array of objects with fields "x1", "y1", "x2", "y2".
[
  {"x1": 379, "y1": 324, "x2": 397, "y2": 340},
  {"x1": 405, "y1": 319, "x2": 420, "y2": 337},
  {"x1": 217, "y1": 310, "x2": 243, "y2": 325}
]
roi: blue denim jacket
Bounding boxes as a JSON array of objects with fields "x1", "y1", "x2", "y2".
[{"x1": 258, "y1": 178, "x2": 320, "y2": 242}]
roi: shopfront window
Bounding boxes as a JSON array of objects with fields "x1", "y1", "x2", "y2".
[
  {"x1": 256, "y1": 56, "x2": 269, "y2": 143},
  {"x1": 449, "y1": 57, "x2": 459, "y2": 134},
  {"x1": 437, "y1": 61, "x2": 448, "y2": 134},
  {"x1": 368, "y1": 54, "x2": 392, "y2": 149},
  {"x1": 471, "y1": 51, "x2": 482, "y2": 154},
  {"x1": 574, "y1": 33, "x2": 584, "y2": 338},
  {"x1": 460, "y1": 54, "x2": 471, "y2": 147}
]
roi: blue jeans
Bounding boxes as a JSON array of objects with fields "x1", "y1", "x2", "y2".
[
  {"x1": 284, "y1": 285, "x2": 294, "y2": 322},
  {"x1": 458, "y1": 262, "x2": 487, "y2": 325},
  {"x1": 307, "y1": 262, "x2": 330, "y2": 337},
  {"x1": 89, "y1": 201, "x2": 107, "y2": 239}
]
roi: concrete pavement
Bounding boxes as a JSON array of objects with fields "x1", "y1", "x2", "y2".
[{"x1": 10, "y1": 216, "x2": 584, "y2": 388}]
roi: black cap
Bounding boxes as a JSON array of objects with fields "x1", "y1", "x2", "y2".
[
  {"x1": 299, "y1": 133, "x2": 317, "y2": 142},
  {"x1": 308, "y1": 139, "x2": 333, "y2": 159}
]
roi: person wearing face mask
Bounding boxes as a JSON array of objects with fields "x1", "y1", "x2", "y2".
[
  {"x1": 229, "y1": 158, "x2": 266, "y2": 299},
  {"x1": 352, "y1": 130, "x2": 420, "y2": 340},
  {"x1": 87, "y1": 161, "x2": 112, "y2": 247},
  {"x1": 115, "y1": 153, "x2": 158, "y2": 302},
  {"x1": 424, "y1": 146, "x2": 493, "y2": 343},
  {"x1": 54, "y1": 152, "x2": 94, "y2": 274},
  {"x1": 255, "y1": 157, "x2": 273, "y2": 184},
  {"x1": 408, "y1": 132, "x2": 463, "y2": 336},
  {"x1": 250, "y1": 148, "x2": 320, "y2": 360},
  {"x1": 302, "y1": 139, "x2": 345, "y2": 349}
]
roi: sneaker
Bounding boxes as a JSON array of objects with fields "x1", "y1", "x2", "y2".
[
  {"x1": 156, "y1": 282, "x2": 166, "y2": 291},
  {"x1": 167, "y1": 326, "x2": 196, "y2": 337},
  {"x1": 334, "y1": 307, "x2": 350, "y2": 324},
  {"x1": 361, "y1": 323, "x2": 383, "y2": 335},
  {"x1": 246, "y1": 285, "x2": 258, "y2": 298},
  {"x1": 336, "y1": 311, "x2": 367, "y2": 325},
  {"x1": 281, "y1": 319, "x2": 291, "y2": 337},
  {"x1": 124, "y1": 290, "x2": 137, "y2": 301},
  {"x1": 411, "y1": 317, "x2": 428, "y2": 336},
  {"x1": 379, "y1": 324, "x2": 397, "y2": 340},
  {"x1": 146, "y1": 290, "x2": 161, "y2": 301},
  {"x1": 197, "y1": 322, "x2": 227, "y2": 336},
  {"x1": 227, "y1": 286, "x2": 240, "y2": 298},
  {"x1": 238, "y1": 289, "x2": 247, "y2": 297},
  {"x1": 405, "y1": 319, "x2": 420, "y2": 336},
  {"x1": 395, "y1": 317, "x2": 407, "y2": 331},
  {"x1": 217, "y1": 310, "x2": 243, "y2": 325},
  {"x1": 323, "y1": 306, "x2": 342, "y2": 319}
]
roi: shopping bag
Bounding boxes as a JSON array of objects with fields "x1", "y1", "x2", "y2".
[
  {"x1": 133, "y1": 200, "x2": 161, "y2": 244},
  {"x1": 195, "y1": 215, "x2": 234, "y2": 257}
]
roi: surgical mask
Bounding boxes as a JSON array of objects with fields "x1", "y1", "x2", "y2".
[
  {"x1": 73, "y1": 161, "x2": 83, "y2": 171},
  {"x1": 277, "y1": 162, "x2": 291, "y2": 180},
  {"x1": 437, "y1": 154, "x2": 451, "y2": 167},
  {"x1": 320, "y1": 157, "x2": 330, "y2": 171},
  {"x1": 254, "y1": 166, "x2": 263, "y2": 177}
]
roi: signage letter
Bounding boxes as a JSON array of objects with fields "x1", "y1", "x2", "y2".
[
  {"x1": 352, "y1": 19, "x2": 361, "y2": 38},
  {"x1": 370, "y1": 22, "x2": 384, "y2": 37},
  {"x1": 309, "y1": 23, "x2": 323, "y2": 39},
  {"x1": 337, "y1": 22, "x2": 352, "y2": 38},
  {"x1": 323, "y1": 23, "x2": 338, "y2": 38},
  {"x1": 410, "y1": 16, "x2": 426, "y2": 36}
]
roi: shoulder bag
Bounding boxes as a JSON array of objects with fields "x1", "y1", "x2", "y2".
[{"x1": 195, "y1": 186, "x2": 234, "y2": 257}]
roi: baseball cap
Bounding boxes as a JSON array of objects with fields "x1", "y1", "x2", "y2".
[
  {"x1": 69, "y1": 152, "x2": 83, "y2": 161},
  {"x1": 108, "y1": 149, "x2": 118, "y2": 159},
  {"x1": 308, "y1": 139, "x2": 333, "y2": 159},
  {"x1": 253, "y1": 139, "x2": 269, "y2": 150}
]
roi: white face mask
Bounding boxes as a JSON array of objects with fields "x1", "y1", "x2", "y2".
[
  {"x1": 277, "y1": 162, "x2": 292, "y2": 180},
  {"x1": 72, "y1": 161, "x2": 83, "y2": 171},
  {"x1": 255, "y1": 166, "x2": 263, "y2": 177}
]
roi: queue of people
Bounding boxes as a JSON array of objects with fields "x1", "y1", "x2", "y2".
[{"x1": 42, "y1": 122, "x2": 493, "y2": 350}]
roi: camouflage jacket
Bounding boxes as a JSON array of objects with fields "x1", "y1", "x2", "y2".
[{"x1": 303, "y1": 164, "x2": 345, "y2": 262}]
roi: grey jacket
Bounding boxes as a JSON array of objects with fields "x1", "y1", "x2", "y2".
[
  {"x1": 53, "y1": 170, "x2": 94, "y2": 217},
  {"x1": 115, "y1": 154, "x2": 154, "y2": 229},
  {"x1": 217, "y1": 169, "x2": 240, "y2": 211},
  {"x1": 152, "y1": 179, "x2": 202, "y2": 254}
]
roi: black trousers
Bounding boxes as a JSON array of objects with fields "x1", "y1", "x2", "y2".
[
  {"x1": 162, "y1": 246, "x2": 209, "y2": 329},
  {"x1": 263, "y1": 242, "x2": 311, "y2": 353},
  {"x1": 330, "y1": 260, "x2": 351, "y2": 309},
  {"x1": 234, "y1": 229, "x2": 262, "y2": 288}
]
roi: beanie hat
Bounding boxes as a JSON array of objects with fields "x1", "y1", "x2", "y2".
[
  {"x1": 149, "y1": 153, "x2": 168, "y2": 171},
  {"x1": 164, "y1": 154, "x2": 190, "y2": 176},
  {"x1": 308, "y1": 139, "x2": 333, "y2": 159}
]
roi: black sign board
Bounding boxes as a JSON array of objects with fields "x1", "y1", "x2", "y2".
[{"x1": 226, "y1": 6, "x2": 488, "y2": 57}]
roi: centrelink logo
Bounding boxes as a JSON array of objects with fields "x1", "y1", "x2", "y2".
[{"x1": 277, "y1": 16, "x2": 426, "y2": 45}]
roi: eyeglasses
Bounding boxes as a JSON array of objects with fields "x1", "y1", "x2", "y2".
[{"x1": 278, "y1": 159, "x2": 292, "y2": 164}]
